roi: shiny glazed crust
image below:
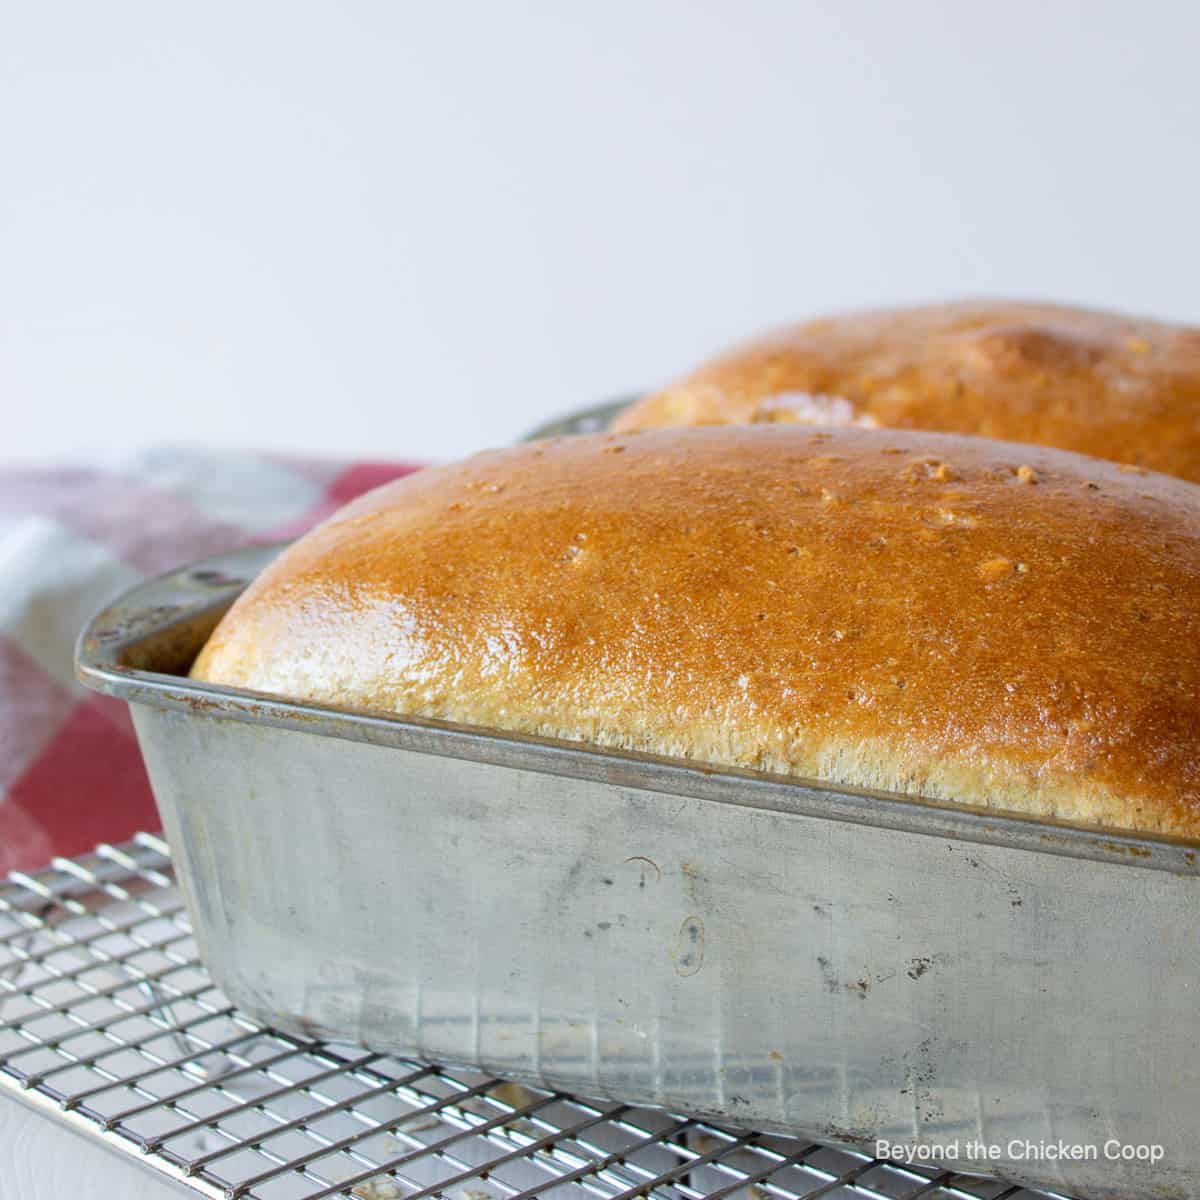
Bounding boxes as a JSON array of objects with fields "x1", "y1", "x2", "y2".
[
  {"x1": 613, "y1": 301, "x2": 1200, "y2": 483},
  {"x1": 193, "y1": 427, "x2": 1200, "y2": 838}
]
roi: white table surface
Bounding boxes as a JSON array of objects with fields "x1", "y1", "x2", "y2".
[{"x1": 1, "y1": 1098, "x2": 180, "y2": 1198}]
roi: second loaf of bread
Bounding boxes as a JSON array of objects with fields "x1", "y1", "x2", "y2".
[
  {"x1": 613, "y1": 301, "x2": 1200, "y2": 483},
  {"x1": 193, "y1": 427, "x2": 1200, "y2": 838}
]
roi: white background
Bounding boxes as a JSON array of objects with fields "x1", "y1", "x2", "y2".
[{"x1": 4, "y1": 1, "x2": 1199, "y2": 467}]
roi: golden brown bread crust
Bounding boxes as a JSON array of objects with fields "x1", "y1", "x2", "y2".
[
  {"x1": 613, "y1": 301, "x2": 1200, "y2": 483},
  {"x1": 193, "y1": 427, "x2": 1200, "y2": 838}
]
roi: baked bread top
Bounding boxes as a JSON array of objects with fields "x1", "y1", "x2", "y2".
[
  {"x1": 193, "y1": 427, "x2": 1200, "y2": 839},
  {"x1": 613, "y1": 301, "x2": 1200, "y2": 482}
]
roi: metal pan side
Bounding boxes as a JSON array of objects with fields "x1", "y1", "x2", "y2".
[
  {"x1": 520, "y1": 397, "x2": 629, "y2": 441},
  {"x1": 129, "y1": 672, "x2": 1200, "y2": 1200}
]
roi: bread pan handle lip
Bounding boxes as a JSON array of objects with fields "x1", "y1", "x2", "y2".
[
  {"x1": 519, "y1": 397, "x2": 629, "y2": 441},
  {"x1": 75, "y1": 541, "x2": 288, "y2": 678},
  {"x1": 75, "y1": 543, "x2": 1200, "y2": 877}
]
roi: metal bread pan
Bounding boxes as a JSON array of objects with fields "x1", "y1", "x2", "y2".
[
  {"x1": 76, "y1": 541, "x2": 1200, "y2": 1200},
  {"x1": 521, "y1": 398, "x2": 629, "y2": 441}
]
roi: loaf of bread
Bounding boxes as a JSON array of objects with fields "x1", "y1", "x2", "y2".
[
  {"x1": 614, "y1": 301, "x2": 1200, "y2": 483},
  {"x1": 193, "y1": 427, "x2": 1200, "y2": 838}
]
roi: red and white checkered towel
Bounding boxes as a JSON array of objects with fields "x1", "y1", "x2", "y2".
[{"x1": 0, "y1": 450, "x2": 422, "y2": 874}]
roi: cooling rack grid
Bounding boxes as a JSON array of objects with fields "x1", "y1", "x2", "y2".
[{"x1": 0, "y1": 834, "x2": 1068, "y2": 1200}]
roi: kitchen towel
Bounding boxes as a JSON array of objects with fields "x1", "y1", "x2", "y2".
[{"x1": 0, "y1": 449, "x2": 421, "y2": 872}]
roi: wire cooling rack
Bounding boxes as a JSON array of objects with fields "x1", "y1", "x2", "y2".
[{"x1": 0, "y1": 835, "x2": 1068, "y2": 1200}]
